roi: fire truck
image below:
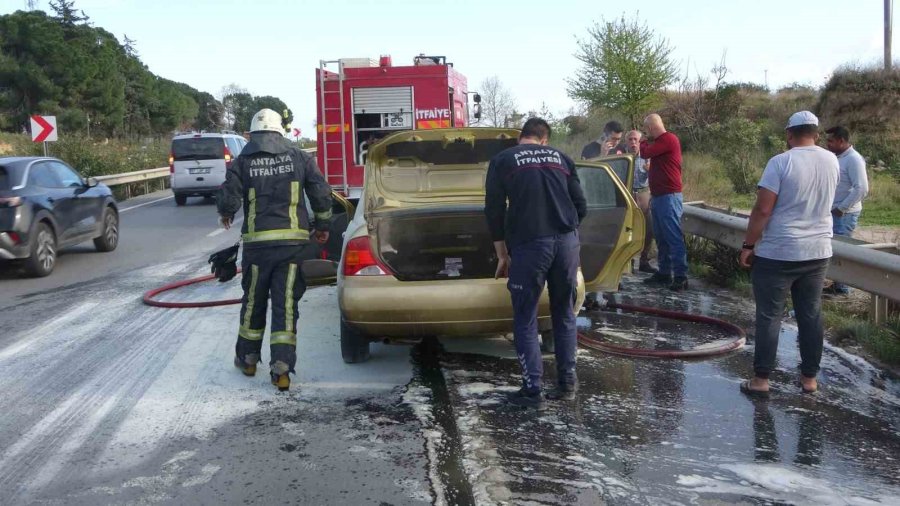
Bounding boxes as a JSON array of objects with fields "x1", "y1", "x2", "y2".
[{"x1": 316, "y1": 55, "x2": 478, "y2": 199}]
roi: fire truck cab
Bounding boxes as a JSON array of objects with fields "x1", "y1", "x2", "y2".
[{"x1": 316, "y1": 55, "x2": 474, "y2": 200}]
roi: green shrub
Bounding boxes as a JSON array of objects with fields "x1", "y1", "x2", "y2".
[{"x1": 0, "y1": 133, "x2": 168, "y2": 177}]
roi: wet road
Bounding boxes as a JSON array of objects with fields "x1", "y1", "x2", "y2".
[
  {"x1": 1, "y1": 196, "x2": 899, "y2": 504},
  {"x1": 437, "y1": 277, "x2": 900, "y2": 504}
]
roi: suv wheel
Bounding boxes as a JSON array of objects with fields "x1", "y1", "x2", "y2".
[
  {"x1": 24, "y1": 223, "x2": 56, "y2": 277},
  {"x1": 174, "y1": 194, "x2": 187, "y2": 206},
  {"x1": 93, "y1": 207, "x2": 119, "y2": 252},
  {"x1": 340, "y1": 318, "x2": 371, "y2": 363}
]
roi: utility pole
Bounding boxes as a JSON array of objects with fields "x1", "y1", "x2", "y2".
[{"x1": 886, "y1": 0, "x2": 893, "y2": 70}]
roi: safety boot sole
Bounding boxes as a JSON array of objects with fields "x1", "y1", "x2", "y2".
[
  {"x1": 234, "y1": 357, "x2": 257, "y2": 377},
  {"x1": 271, "y1": 373, "x2": 290, "y2": 391}
]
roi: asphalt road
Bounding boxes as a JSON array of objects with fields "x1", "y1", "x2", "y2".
[
  {"x1": 0, "y1": 191, "x2": 241, "y2": 309},
  {"x1": 0, "y1": 190, "x2": 898, "y2": 505}
]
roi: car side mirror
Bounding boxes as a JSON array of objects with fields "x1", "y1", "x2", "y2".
[
  {"x1": 86, "y1": 177, "x2": 99, "y2": 188},
  {"x1": 473, "y1": 93, "x2": 481, "y2": 104},
  {"x1": 473, "y1": 104, "x2": 482, "y2": 120}
]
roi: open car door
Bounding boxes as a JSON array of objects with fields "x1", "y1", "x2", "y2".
[
  {"x1": 576, "y1": 159, "x2": 645, "y2": 292},
  {"x1": 302, "y1": 190, "x2": 356, "y2": 285}
]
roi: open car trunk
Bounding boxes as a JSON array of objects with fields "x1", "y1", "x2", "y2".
[{"x1": 371, "y1": 205, "x2": 496, "y2": 281}]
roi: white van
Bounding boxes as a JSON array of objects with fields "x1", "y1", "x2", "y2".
[{"x1": 169, "y1": 132, "x2": 247, "y2": 206}]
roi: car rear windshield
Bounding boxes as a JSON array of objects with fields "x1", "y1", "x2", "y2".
[
  {"x1": 384, "y1": 139, "x2": 517, "y2": 165},
  {"x1": 172, "y1": 138, "x2": 224, "y2": 161}
]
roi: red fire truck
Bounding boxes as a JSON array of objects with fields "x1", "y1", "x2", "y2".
[{"x1": 316, "y1": 55, "x2": 476, "y2": 199}]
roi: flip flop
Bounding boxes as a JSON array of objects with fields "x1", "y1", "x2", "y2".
[{"x1": 740, "y1": 380, "x2": 770, "y2": 399}]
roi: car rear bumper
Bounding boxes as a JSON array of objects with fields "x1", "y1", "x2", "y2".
[
  {"x1": 172, "y1": 187, "x2": 219, "y2": 196},
  {"x1": 339, "y1": 272, "x2": 586, "y2": 338},
  {"x1": 0, "y1": 232, "x2": 29, "y2": 260}
]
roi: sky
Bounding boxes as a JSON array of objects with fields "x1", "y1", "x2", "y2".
[{"x1": 2, "y1": 0, "x2": 894, "y2": 132}]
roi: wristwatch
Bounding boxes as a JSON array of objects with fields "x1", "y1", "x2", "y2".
[{"x1": 741, "y1": 242, "x2": 754, "y2": 250}]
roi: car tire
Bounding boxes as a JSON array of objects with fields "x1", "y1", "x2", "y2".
[
  {"x1": 24, "y1": 222, "x2": 56, "y2": 278},
  {"x1": 93, "y1": 207, "x2": 119, "y2": 252},
  {"x1": 540, "y1": 329, "x2": 556, "y2": 354},
  {"x1": 174, "y1": 194, "x2": 187, "y2": 206},
  {"x1": 340, "y1": 318, "x2": 371, "y2": 364}
]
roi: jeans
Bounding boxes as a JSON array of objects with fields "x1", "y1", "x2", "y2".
[
  {"x1": 508, "y1": 232, "x2": 580, "y2": 393},
  {"x1": 832, "y1": 212, "x2": 859, "y2": 293},
  {"x1": 650, "y1": 192, "x2": 688, "y2": 277},
  {"x1": 751, "y1": 256, "x2": 829, "y2": 379}
]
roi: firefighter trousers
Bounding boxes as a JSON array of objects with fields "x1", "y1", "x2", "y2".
[{"x1": 236, "y1": 245, "x2": 309, "y2": 373}]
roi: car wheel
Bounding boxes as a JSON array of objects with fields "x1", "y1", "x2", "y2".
[
  {"x1": 93, "y1": 207, "x2": 119, "y2": 252},
  {"x1": 24, "y1": 223, "x2": 56, "y2": 277},
  {"x1": 174, "y1": 194, "x2": 187, "y2": 206},
  {"x1": 340, "y1": 318, "x2": 370, "y2": 364},
  {"x1": 540, "y1": 330, "x2": 556, "y2": 353}
]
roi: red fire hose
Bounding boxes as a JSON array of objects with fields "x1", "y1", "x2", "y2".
[
  {"x1": 142, "y1": 268, "x2": 244, "y2": 308},
  {"x1": 577, "y1": 300, "x2": 746, "y2": 358},
  {"x1": 144, "y1": 273, "x2": 745, "y2": 359}
]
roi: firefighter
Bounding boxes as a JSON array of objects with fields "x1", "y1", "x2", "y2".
[{"x1": 218, "y1": 108, "x2": 333, "y2": 391}]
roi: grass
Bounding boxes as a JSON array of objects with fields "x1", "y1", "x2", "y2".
[
  {"x1": 682, "y1": 151, "x2": 900, "y2": 226},
  {"x1": 833, "y1": 316, "x2": 900, "y2": 366}
]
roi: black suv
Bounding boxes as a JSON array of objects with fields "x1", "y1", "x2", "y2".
[{"x1": 0, "y1": 157, "x2": 119, "y2": 277}]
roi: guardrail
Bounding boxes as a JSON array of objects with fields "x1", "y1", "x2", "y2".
[
  {"x1": 95, "y1": 167, "x2": 169, "y2": 186},
  {"x1": 94, "y1": 148, "x2": 319, "y2": 196},
  {"x1": 682, "y1": 202, "x2": 899, "y2": 322}
]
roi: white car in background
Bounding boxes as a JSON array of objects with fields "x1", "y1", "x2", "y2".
[{"x1": 169, "y1": 132, "x2": 247, "y2": 206}]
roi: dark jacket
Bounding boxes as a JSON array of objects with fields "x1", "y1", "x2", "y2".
[
  {"x1": 218, "y1": 132, "x2": 333, "y2": 249},
  {"x1": 485, "y1": 143, "x2": 587, "y2": 248}
]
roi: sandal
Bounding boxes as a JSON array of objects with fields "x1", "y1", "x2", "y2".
[{"x1": 740, "y1": 380, "x2": 770, "y2": 399}]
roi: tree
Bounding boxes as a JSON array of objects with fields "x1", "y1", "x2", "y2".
[
  {"x1": 479, "y1": 76, "x2": 517, "y2": 127},
  {"x1": 567, "y1": 15, "x2": 679, "y2": 127},
  {"x1": 49, "y1": 0, "x2": 88, "y2": 28}
]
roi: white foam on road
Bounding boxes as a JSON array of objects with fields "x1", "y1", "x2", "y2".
[{"x1": 677, "y1": 463, "x2": 893, "y2": 505}]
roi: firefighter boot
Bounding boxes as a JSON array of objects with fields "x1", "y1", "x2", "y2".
[
  {"x1": 270, "y1": 361, "x2": 291, "y2": 391},
  {"x1": 234, "y1": 353, "x2": 259, "y2": 377}
]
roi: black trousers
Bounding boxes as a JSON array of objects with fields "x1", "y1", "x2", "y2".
[
  {"x1": 236, "y1": 245, "x2": 308, "y2": 372},
  {"x1": 751, "y1": 256, "x2": 829, "y2": 379}
]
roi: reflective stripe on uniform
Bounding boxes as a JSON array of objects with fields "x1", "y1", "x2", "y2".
[
  {"x1": 285, "y1": 263, "x2": 298, "y2": 333},
  {"x1": 289, "y1": 181, "x2": 299, "y2": 230},
  {"x1": 239, "y1": 326, "x2": 264, "y2": 341},
  {"x1": 314, "y1": 209, "x2": 333, "y2": 221},
  {"x1": 248, "y1": 188, "x2": 257, "y2": 234},
  {"x1": 270, "y1": 331, "x2": 297, "y2": 346},
  {"x1": 242, "y1": 264, "x2": 259, "y2": 331},
  {"x1": 242, "y1": 229, "x2": 310, "y2": 243}
]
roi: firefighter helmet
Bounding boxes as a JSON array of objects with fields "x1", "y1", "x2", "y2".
[{"x1": 250, "y1": 108, "x2": 284, "y2": 133}]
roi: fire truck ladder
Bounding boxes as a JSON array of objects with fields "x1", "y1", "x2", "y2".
[{"x1": 319, "y1": 59, "x2": 349, "y2": 195}]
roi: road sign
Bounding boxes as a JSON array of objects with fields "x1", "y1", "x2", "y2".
[
  {"x1": 30, "y1": 115, "x2": 57, "y2": 143},
  {"x1": 292, "y1": 128, "x2": 301, "y2": 138}
]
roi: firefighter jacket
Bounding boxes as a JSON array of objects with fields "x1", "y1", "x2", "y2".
[{"x1": 218, "y1": 132, "x2": 333, "y2": 249}]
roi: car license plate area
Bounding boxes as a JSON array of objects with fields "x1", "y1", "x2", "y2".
[{"x1": 189, "y1": 167, "x2": 211, "y2": 174}]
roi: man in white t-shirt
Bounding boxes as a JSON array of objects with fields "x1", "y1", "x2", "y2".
[{"x1": 738, "y1": 111, "x2": 839, "y2": 397}]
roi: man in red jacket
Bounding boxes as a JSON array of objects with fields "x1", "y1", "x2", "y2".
[{"x1": 639, "y1": 114, "x2": 688, "y2": 291}]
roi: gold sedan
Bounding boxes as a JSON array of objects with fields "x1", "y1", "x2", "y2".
[{"x1": 336, "y1": 128, "x2": 644, "y2": 363}]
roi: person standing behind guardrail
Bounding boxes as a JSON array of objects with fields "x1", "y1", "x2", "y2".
[
  {"x1": 823, "y1": 126, "x2": 868, "y2": 297},
  {"x1": 738, "y1": 111, "x2": 839, "y2": 397},
  {"x1": 639, "y1": 114, "x2": 688, "y2": 291}
]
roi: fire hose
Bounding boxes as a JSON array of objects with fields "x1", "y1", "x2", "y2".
[
  {"x1": 577, "y1": 300, "x2": 746, "y2": 358},
  {"x1": 144, "y1": 272, "x2": 745, "y2": 359}
]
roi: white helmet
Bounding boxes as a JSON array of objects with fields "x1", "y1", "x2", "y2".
[{"x1": 250, "y1": 108, "x2": 284, "y2": 133}]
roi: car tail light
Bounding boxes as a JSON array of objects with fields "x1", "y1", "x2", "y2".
[
  {"x1": 6, "y1": 232, "x2": 20, "y2": 244},
  {"x1": 169, "y1": 152, "x2": 175, "y2": 173},
  {"x1": 0, "y1": 196, "x2": 23, "y2": 207},
  {"x1": 343, "y1": 236, "x2": 392, "y2": 276},
  {"x1": 224, "y1": 146, "x2": 233, "y2": 168}
]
